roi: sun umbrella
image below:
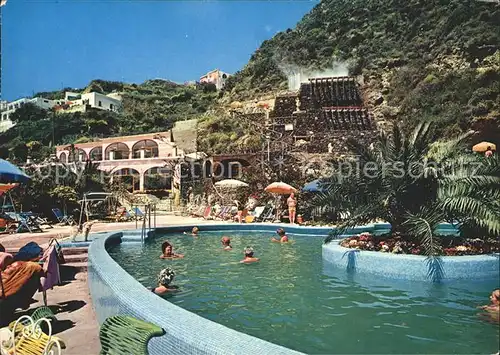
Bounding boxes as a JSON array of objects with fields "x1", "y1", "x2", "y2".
[
  {"x1": 302, "y1": 180, "x2": 323, "y2": 193},
  {"x1": 472, "y1": 142, "x2": 496, "y2": 152},
  {"x1": 264, "y1": 182, "x2": 297, "y2": 195},
  {"x1": 0, "y1": 159, "x2": 30, "y2": 184},
  {"x1": 265, "y1": 182, "x2": 298, "y2": 222},
  {"x1": 0, "y1": 183, "x2": 18, "y2": 197},
  {"x1": 214, "y1": 179, "x2": 249, "y2": 188}
]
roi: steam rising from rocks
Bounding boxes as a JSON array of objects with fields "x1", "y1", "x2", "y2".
[{"x1": 280, "y1": 62, "x2": 350, "y2": 91}]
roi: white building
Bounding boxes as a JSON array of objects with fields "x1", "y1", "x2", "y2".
[
  {"x1": 0, "y1": 91, "x2": 123, "y2": 132},
  {"x1": 58, "y1": 92, "x2": 122, "y2": 114},
  {"x1": 199, "y1": 69, "x2": 231, "y2": 90},
  {"x1": 0, "y1": 97, "x2": 65, "y2": 132}
]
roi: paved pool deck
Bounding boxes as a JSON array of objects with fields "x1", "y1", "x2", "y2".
[
  {"x1": 0, "y1": 214, "x2": 225, "y2": 249},
  {"x1": 4, "y1": 214, "x2": 228, "y2": 355}
]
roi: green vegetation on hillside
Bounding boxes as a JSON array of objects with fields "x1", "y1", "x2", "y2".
[
  {"x1": 1, "y1": 79, "x2": 218, "y2": 162},
  {"x1": 225, "y1": 0, "x2": 500, "y2": 138}
]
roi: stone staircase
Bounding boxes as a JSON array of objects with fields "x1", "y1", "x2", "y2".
[{"x1": 61, "y1": 247, "x2": 88, "y2": 274}]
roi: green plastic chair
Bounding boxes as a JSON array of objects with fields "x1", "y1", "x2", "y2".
[
  {"x1": 99, "y1": 315, "x2": 165, "y2": 355},
  {"x1": 9, "y1": 305, "x2": 56, "y2": 329}
]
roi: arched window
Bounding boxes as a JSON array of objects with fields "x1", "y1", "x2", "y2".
[
  {"x1": 144, "y1": 167, "x2": 171, "y2": 190},
  {"x1": 105, "y1": 143, "x2": 130, "y2": 160},
  {"x1": 67, "y1": 148, "x2": 87, "y2": 163},
  {"x1": 132, "y1": 140, "x2": 159, "y2": 159},
  {"x1": 59, "y1": 152, "x2": 67, "y2": 163},
  {"x1": 112, "y1": 168, "x2": 140, "y2": 192},
  {"x1": 89, "y1": 147, "x2": 103, "y2": 161}
]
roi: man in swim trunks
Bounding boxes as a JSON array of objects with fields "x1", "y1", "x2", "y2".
[{"x1": 287, "y1": 192, "x2": 297, "y2": 224}]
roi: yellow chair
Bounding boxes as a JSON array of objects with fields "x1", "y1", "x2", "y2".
[{"x1": 1, "y1": 315, "x2": 63, "y2": 355}]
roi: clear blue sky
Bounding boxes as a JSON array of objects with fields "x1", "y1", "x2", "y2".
[{"x1": 2, "y1": 0, "x2": 318, "y2": 101}]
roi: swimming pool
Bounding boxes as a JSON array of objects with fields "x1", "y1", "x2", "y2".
[{"x1": 108, "y1": 230, "x2": 500, "y2": 354}]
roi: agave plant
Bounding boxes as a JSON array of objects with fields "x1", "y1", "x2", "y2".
[{"x1": 314, "y1": 122, "x2": 500, "y2": 260}]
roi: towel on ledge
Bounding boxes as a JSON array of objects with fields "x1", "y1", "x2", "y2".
[
  {"x1": 39, "y1": 245, "x2": 61, "y2": 291},
  {"x1": 0, "y1": 261, "x2": 42, "y2": 298}
]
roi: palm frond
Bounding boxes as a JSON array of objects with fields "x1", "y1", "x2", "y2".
[{"x1": 404, "y1": 207, "x2": 445, "y2": 282}]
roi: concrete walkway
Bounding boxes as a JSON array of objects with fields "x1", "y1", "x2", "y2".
[
  {"x1": 4, "y1": 214, "x2": 222, "y2": 354},
  {"x1": 0, "y1": 214, "x2": 221, "y2": 249}
]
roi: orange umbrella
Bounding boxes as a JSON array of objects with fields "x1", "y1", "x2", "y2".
[
  {"x1": 264, "y1": 182, "x2": 297, "y2": 195},
  {"x1": 0, "y1": 183, "x2": 18, "y2": 197},
  {"x1": 472, "y1": 142, "x2": 496, "y2": 153}
]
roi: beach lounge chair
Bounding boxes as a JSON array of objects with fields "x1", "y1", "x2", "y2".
[
  {"x1": 51, "y1": 208, "x2": 75, "y2": 225},
  {"x1": 202, "y1": 206, "x2": 212, "y2": 219},
  {"x1": 99, "y1": 315, "x2": 164, "y2": 355},
  {"x1": 6, "y1": 212, "x2": 43, "y2": 233},
  {"x1": 258, "y1": 205, "x2": 275, "y2": 222},
  {"x1": 245, "y1": 206, "x2": 265, "y2": 223},
  {"x1": 131, "y1": 207, "x2": 145, "y2": 220}
]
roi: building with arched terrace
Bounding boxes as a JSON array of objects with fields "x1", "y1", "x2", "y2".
[{"x1": 55, "y1": 120, "x2": 198, "y2": 193}]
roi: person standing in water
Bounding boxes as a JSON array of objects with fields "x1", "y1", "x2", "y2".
[
  {"x1": 480, "y1": 289, "x2": 500, "y2": 323},
  {"x1": 287, "y1": 193, "x2": 297, "y2": 224},
  {"x1": 151, "y1": 268, "x2": 179, "y2": 295},
  {"x1": 184, "y1": 226, "x2": 199, "y2": 236},
  {"x1": 221, "y1": 236, "x2": 232, "y2": 250},
  {"x1": 160, "y1": 241, "x2": 184, "y2": 259},
  {"x1": 271, "y1": 228, "x2": 289, "y2": 243}
]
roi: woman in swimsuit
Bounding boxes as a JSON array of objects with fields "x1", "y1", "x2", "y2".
[
  {"x1": 151, "y1": 268, "x2": 179, "y2": 295},
  {"x1": 160, "y1": 241, "x2": 184, "y2": 259}
]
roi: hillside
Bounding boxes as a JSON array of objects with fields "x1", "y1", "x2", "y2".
[
  {"x1": 1, "y1": 79, "x2": 218, "y2": 162},
  {"x1": 224, "y1": 0, "x2": 500, "y2": 139}
]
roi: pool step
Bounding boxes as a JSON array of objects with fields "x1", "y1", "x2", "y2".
[
  {"x1": 61, "y1": 247, "x2": 89, "y2": 256},
  {"x1": 63, "y1": 253, "x2": 88, "y2": 264}
]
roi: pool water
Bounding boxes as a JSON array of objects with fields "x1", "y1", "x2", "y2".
[{"x1": 109, "y1": 232, "x2": 499, "y2": 354}]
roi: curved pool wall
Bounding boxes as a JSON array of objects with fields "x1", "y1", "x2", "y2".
[
  {"x1": 88, "y1": 230, "x2": 305, "y2": 355},
  {"x1": 322, "y1": 240, "x2": 500, "y2": 282},
  {"x1": 87, "y1": 222, "x2": 468, "y2": 355}
]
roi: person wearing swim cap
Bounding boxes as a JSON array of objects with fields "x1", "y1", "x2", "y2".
[
  {"x1": 240, "y1": 247, "x2": 259, "y2": 263},
  {"x1": 271, "y1": 228, "x2": 289, "y2": 243},
  {"x1": 152, "y1": 268, "x2": 179, "y2": 295},
  {"x1": 221, "y1": 236, "x2": 232, "y2": 250}
]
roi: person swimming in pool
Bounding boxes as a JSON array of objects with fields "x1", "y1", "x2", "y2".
[
  {"x1": 240, "y1": 247, "x2": 259, "y2": 263},
  {"x1": 184, "y1": 226, "x2": 199, "y2": 236},
  {"x1": 160, "y1": 241, "x2": 184, "y2": 259},
  {"x1": 271, "y1": 228, "x2": 289, "y2": 243},
  {"x1": 221, "y1": 236, "x2": 232, "y2": 250},
  {"x1": 480, "y1": 289, "x2": 500, "y2": 323},
  {"x1": 151, "y1": 268, "x2": 179, "y2": 295}
]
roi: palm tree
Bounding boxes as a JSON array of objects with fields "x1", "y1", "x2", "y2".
[{"x1": 314, "y1": 123, "x2": 500, "y2": 257}]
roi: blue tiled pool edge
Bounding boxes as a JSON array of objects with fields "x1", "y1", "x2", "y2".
[
  {"x1": 87, "y1": 222, "x2": 491, "y2": 355},
  {"x1": 87, "y1": 230, "x2": 304, "y2": 355},
  {"x1": 323, "y1": 240, "x2": 500, "y2": 281}
]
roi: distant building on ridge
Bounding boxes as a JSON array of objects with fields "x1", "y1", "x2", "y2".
[{"x1": 199, "y1": 69, "x2": 231, "y2": 90}]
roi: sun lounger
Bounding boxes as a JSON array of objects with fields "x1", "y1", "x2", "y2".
[
  {"x1": 258, "y1": 205, "x2": 276, "y2": 222},
  {"x1": 131, "y1": 207, "x2": 145, "y2": 220},
  {"x1": 246, "y1": 206, "x2": 265, "y2": 223},
  {"x1": 51, "y1": 208, "x2": 75, "y2": 225},
  {"x1": 203, "y1": 206, "x2": 212, "y2": 219},
  {"x1": 6, "y1": 212, "x2": 43, "y2": 233}
]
